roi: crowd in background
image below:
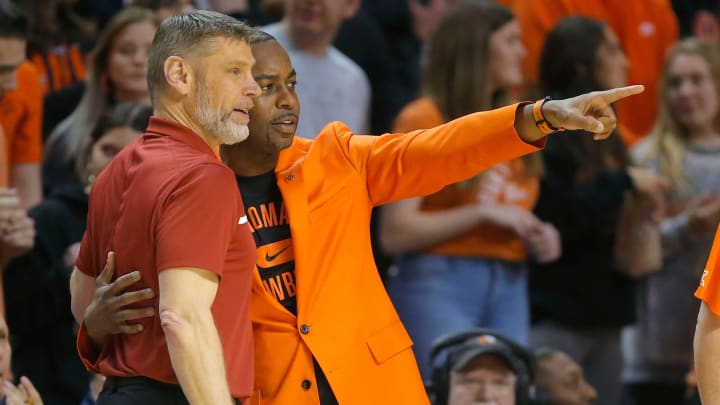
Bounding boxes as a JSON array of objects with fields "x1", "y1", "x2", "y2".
[{"x1": 0, "y1": 0, "x2": 719, "y2": 404}]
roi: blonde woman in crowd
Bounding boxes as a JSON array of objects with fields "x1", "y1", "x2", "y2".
[
  {"x1": 624, "y1": 38, "x2": 720, "y2": 405},
  {"x1": 42, "y1": 6, "x2": 159, "y2": 195}
]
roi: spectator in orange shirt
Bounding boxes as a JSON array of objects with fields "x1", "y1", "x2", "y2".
[
  {"x1": 16, "y1": 0, "x2": 95, "y2": 97},
  {"x1": 510, "y1": 0, "x2": 679, "y2": 145},
  {"x1": 380, "y1": 0, "x2": 560, "y2": 380},
  {"x1": 0, "y1": 6, "x2": 43, "y2": 208}
]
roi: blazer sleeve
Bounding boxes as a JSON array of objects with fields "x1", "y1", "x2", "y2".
[{"x1": 333, "y1": 103, "x2": 544, "y2": 206}]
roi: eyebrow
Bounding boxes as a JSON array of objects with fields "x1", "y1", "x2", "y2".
[
  {"x1": 227, "y1": 58, "x2": 255, "y2": 68},
  {"x1": 254, "y1": 69, "x2": 297, "y2": 81}
]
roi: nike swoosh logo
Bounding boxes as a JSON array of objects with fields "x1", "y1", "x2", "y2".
[
  {"x1": 238, "y1": 216, "x2": 248, "y2": 224},
  {"x1": 265, "y1": 246, "x2": 290, "y2": 262}
]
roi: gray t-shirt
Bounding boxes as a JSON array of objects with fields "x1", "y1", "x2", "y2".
[
  {"x1": 623, "y1": 140, "x2": 720, "y2": 383},
  {"x1": 263, "y1": 23, "x2": 370, "y2": 139}
]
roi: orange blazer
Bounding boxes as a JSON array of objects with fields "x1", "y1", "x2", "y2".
[{"x1": 250, "y1": 104, "x2": 543, "y2": 404}]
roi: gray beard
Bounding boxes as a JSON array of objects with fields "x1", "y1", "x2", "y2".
[{"x1": 194, "y1": 86, "x2": 250, "y2": 145}]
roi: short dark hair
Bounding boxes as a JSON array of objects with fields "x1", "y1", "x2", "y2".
[
  {"x1": 147, "y1": 10, "x2": 258, "y2": 102},
  {"x1": 89, "y1": 102, "x2": 153, "y2": 145},
  {"x1": 250, "y1": 30, "x2": 277, "y2": 45},
  {"x1": 0, "y1": 1, "x2": 28, "y2": 39},
  {"x1": 80, "y1": 102, "x2": 152, "y2": 179},
  {"x1": 539, "y1": 15, "x2": 607, "y2": 98}
]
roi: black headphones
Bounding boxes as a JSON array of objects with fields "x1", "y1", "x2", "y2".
[{"x1": 428, "y1": 328, "x2": 540, "y2": 405}]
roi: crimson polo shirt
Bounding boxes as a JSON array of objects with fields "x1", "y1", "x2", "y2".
[{"x1": 76, "y1": 116, "x2": 257, "y2": 398}]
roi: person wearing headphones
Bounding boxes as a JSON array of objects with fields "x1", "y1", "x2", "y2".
[{"x1": 430, "y1": 329, "x2": 540, "y2": 405}]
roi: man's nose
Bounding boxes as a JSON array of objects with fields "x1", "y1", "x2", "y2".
[{"x1": 245, "y1": 78, "x2": 261, "y2": 97}]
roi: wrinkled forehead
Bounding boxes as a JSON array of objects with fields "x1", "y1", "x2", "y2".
[{"x1": 189, "y1": 36, "x2": 255, "y2": 74}]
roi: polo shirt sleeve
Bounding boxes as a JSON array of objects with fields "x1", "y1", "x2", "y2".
[
  {"x1": 75, "y1": 231, "x2": 96, "y2": 277},
  {"x1": 155, "y1": 162, "x2": 240, "y2": 276},
  {"x1": 696, "y1": 225, "x2": 720, "y2": 315}
]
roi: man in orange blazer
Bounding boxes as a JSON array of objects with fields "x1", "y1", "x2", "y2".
[{"x1": 74, "y1": 33, "x2": 642, "y2": 405}]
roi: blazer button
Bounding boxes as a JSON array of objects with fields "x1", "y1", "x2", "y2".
[
  {"x1": 300, "y1": 324, "x2": 310, "y2": 334},
  {"x1": 301, "y1": 379, "x2": 312, "y2": 390}
]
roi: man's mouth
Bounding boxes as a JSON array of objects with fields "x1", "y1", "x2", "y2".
[
  {"x1": 271, "y1": 114, "x2": 298, "y2": 135},
  {"x1": 233, "y1": 108, "x2": 250, "y2": 121}
]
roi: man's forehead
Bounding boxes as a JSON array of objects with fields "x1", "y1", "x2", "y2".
[
  {"x1": 543, "y1": 353, "x2": 578, "y2": 374},
  {"x1": 461, "y1": 354, "x2": 514, "y2": 373},
  {"x1": 252, "y1": 45, "x2": 294, "y2": 76},
  {"x1": 204, "y1": 36, "x2": 253, "y2": 58}
]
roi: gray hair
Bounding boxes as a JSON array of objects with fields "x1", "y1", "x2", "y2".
[{"x1": 147, "y1": 10, "x2": 258, "y2": 102}]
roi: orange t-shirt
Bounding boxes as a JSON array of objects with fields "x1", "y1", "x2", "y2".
[
  {"x1": 392, "y1": 98, "x2": 539, "y2": 262},
  {"x1": 30, "y1": 44, "x2": 86, "y2": 96},
  {"x1": 0, "y1": 61, "x2": 43, "y2": 166},
  {"x1": 0, "y1": 126, "x2": 8, "y2": 187},
  {"x1": 695, "y1": 225, "x2": 720, "y2": 315},
  {"x1": 511, "y1": 0, "x2": 678, "y2": 145}
]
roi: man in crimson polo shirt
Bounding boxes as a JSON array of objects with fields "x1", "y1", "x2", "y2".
[
  {"x1": 68, "y1": 11, "x2": 260, "y2": 405},
  {"x1": 77, "y1": 33, "x2": 646, "y2": 405}
]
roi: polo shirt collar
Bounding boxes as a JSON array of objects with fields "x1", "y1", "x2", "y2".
[{"x1": 146, "y1": 116, "x2": 218, "y2": 158}]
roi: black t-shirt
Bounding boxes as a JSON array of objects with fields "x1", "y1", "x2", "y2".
[{"x1": 237, "y1": 171, "x2": 338, "y2": 405}]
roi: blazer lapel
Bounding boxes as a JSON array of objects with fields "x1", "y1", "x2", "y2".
[{"x1": 276, "y1": 160, "x2": 313, "y2": 318}]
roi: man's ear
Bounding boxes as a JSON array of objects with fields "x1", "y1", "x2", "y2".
[
  {"x1": 343, "y1": 0, "x2": 361, "y2": 20},
  {"x1": 163, "y1": 55, "x2": 194, "y2": 96}
]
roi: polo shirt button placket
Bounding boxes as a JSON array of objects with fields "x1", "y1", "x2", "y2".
[{"x1": 301, "y1": 379, "x2": 312, "y2": 391}]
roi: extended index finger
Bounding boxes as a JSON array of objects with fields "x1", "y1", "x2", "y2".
[{"x1": 597, "y1": 85, "x2": 645, "y2": 104}]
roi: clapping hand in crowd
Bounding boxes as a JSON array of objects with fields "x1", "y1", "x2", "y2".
[
  {"x1": 3, "y1": 376, "x2": 42, "y2": 405},
  {"x1": 0, "y1": 189, "x2": 34, "y2": 266}
]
